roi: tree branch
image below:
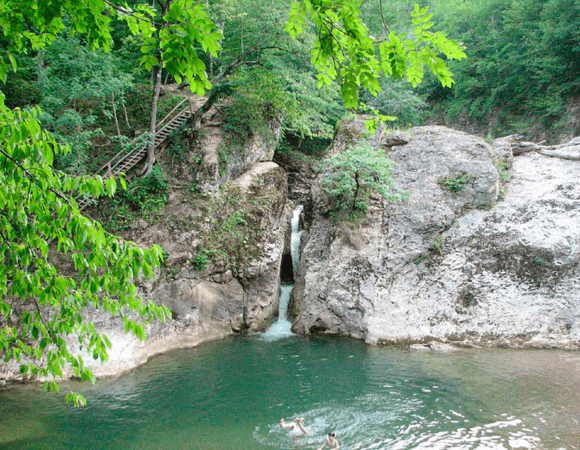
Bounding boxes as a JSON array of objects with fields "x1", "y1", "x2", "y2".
[
  {"x1": 103, "y1": 0, "x2": 156, "y2": 27},
  {"x1": 179, "y1": 44, "x2": 287, "y2": 91},
  {"x1": 378, "y1": 0, "x2": 392, "y2": 35},
  {"x1": 0, "y1": 147, "x2": 73, "y2": 206}
]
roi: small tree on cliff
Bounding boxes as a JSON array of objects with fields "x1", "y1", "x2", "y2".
[{"x1": 320, "y1": 141, "x2": 408, "y2": 218}]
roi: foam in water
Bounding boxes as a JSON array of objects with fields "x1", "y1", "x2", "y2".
[
  {"x1": 260, "y1": 284, "x2": 294, "y2": 341},
  {"x1": 255, "y1": 402, "x2": 542, "y2": 450}
]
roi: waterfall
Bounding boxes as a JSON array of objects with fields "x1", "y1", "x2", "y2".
[
  {"x1": 260, "y1": 284, "x2": 293, "y2": 340},
  {"x1": 261, "y1": 205, "x2": 303, "y2": 340},
  {"x1": 290, "y1": 204, "x2": 304, "y2": 277}
]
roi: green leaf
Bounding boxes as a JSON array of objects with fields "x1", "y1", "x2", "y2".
[{"x1": 66, "y1": 392, "x2": 87, "y2": 407}]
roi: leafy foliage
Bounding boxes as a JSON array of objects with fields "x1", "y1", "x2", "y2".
[
  {"x1": 209, "y1": 0, "x2": 347, "y2": 145},
  {"x1": 132, "y1": 0, "x2": 221, "y2": 95},
  {"x1": 102, "y1": 165, "x2": 170, "y2": 231},
  {"x1": 37, "y1": 33, "x2": 135, "y2": 175},
  {"x1": 423, "y1": 0, "x2": 580, "y2": 139},
  {"x1": 320, "y1": 141, "x2": 408, "y2": 218},
  {"x1": 362, "y1": 78, "x2": 427, "y2": 127},
  {"x1": 438, "y1": 172, "x2": 474, "y2": 193},
  {"x1": 0, "y1": 100, "x2": 169, "y2": 405},
  {"x1": 0, "y1": 0, "x2": 465, "y2": 404},
  {"x1": 286, "y1": 1, "x2": 466, "y2": 111}
]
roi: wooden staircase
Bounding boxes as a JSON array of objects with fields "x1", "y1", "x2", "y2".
[{"x1": 77, "y1": 98, "x2": 193, "y2": 211}]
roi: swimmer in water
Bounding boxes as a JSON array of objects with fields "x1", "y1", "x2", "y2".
[
  {"x1": 317, "y1": 431, "x2": 340, "y2": 449},
  {"x1": 280, "y1": 417, "x2": 310, "y2": 437}
]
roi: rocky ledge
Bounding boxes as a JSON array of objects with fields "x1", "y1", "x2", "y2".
[
  {"x1": 290, "y1": 124, "x2": 580, "y2": 349},
  {"x1": 82, "y1": 161, "x2": 291, "y2": 378}
]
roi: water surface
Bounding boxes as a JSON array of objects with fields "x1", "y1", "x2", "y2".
[{"x1": 1, "y1": 335, "x2": 579, "y2": 449}]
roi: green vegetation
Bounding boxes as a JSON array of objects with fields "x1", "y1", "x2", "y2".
[
  {"x1": 494, "y1": 158, "x2": 512, "y2": 184},
  {"x1": 534, "y1": 257, "x2": 549, "y2": 266},
  {"x1": 287, "y1": 3, "x2": 466, "y2": 111},
  {"x1": 320, "y1": 142, "x2": 408, "y2": 220},
  {"x1": 413, "y1": 234, "x2": 443, "y2": 264},
  {"x1": 422, "y1": 0, "x2": 580, "y2": 140},
  {"x1": 439, "y1": 172, "x2": 474, "y2": 193},
  {"x1": 430, "y1": 234, "x2": 442, "y2": 254},
  {"x1": 0, "y1": 102, "x2": 169, "y2": 406},
  {"x1": 101, "y1": 165, "x2": 170, "y2": 231},
  {"x1": 7, "y1": 0, "x2": 574, "y2": 406},
  {"x1": 191, "y1": 249, "x2": 212, "y2": 271},
  {"x1": 413, "y1": 252, "x2": 430, "y2": 265},
  {"x1": 493, "y1": 158, "x2": 512, "y2": 201}
]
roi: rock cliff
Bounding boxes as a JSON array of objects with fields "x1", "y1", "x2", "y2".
[
  {"x1": 70, "y1": 108, "x2": 290, "y2": 378},
  {"x1": 290, "y1": 124, "x2": 580, "y2": 349},
  {"x1": 8, "y1": 118, "x2": 579, "y2": 382},
  {"x1": 89, "y1": 163, "x2": 289, "y2": 377}
]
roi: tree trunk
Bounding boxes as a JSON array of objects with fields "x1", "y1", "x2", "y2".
[
  {"x1": 205, "y1": 0, "x2": 214, "y2": 77},
  {"x1": 217, "y1": 21, "x2": 225, "y2": 75},
  {"x1": 111, "y1": 93, "x2": 121, "y2": 136},
  {"x1": 142, "y1": 60, "x2": 163, "y2": 176},
  {"x1": 192, "y1": 89, "x2": 219, "y2": 129},
  {"x1": 538, "y1": 150, "x2": 580, "y2": 161},
  {"x1": 121, "y1": 95, "x2": 131, "y2": 129},
  {"x1": 240, "y1": 20, "x2": 244, "y2": 53},
  {"x1": 352, "y1": 171, "x2": 360, "y2": 213},
  {"x1": 142, "y1": 0, "x2": 171, "y2": 176}
]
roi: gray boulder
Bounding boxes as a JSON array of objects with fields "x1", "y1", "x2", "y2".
[
  {"x1": 290, "y1": 125, "x2": 580, "y2": 349},
  {"x1": 195, "y1": 104, "x2": 282, "y2": 193}
]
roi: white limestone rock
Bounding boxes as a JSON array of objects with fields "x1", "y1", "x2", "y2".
[{"x1": 290, "y1": 125, "x2": 580, "y2": 349}]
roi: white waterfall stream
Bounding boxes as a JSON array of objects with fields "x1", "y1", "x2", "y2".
[
  {"x1": 261, "y1": 205, "x2": 303, "y2": 340},
  {"x1": 290, "y1": 204, "x2": 304, "y2": 277}
]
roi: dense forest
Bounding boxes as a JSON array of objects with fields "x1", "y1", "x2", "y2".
[
  {"x1": 425, "y1": 0, "x2": 580, "y2": 141},
  {"x1": 5, "y1": 0, "x2": 580, "y2": 179},
  {"x1": 1, "y1": 0, "x2": 580, "y2": 403}
]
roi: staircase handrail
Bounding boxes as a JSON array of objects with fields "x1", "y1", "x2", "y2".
[
  {"x1": 156, "y1": 98, "x2": 188, "y2": 130},
  {"x1": 93, "y1": 133, "x2": 149, "y2": 178},
  {"x1": 78, "y1": 98, "x2": 196, "y2": 211},
  {"x1": 93, "y1": 100, "x2": 191, "y2": 178}
]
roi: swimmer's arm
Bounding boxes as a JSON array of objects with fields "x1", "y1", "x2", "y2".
[{"x1": 280, "y1": 420, "x2": 295, "y2": 430}]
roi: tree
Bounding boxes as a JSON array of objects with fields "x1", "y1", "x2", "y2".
[
  {"x1": 320, "y1": 141, "x2": 408, "y2": 217},
  {"x1": 422, "y1": 0, "x2": 580, "y2": 138},
  {"x1": 0, "y1": 0, "x2": 464, "y2": 404},
  {"x1": 131, "y1": 0, "x2": 222, "y2": 174},
  {"x1": 0, "y1": 100, "x2": 169, "y2": 406},
  {"x1": 286, "y1": 2, "x2": 466, "y2": 116},
  {"x1": 204, "y1": 0, "x2": 347, "y2": 145},
  {"x1": 37, "y1": 33, "x2": 135, "y2": 175},
  {"x1": 0, "y1": 0, "x2": 178, "y2": 405}
]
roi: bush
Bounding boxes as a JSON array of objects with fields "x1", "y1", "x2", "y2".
[
  {"x1": 319, "y1": 141, "x2": 408, "y2": 219},
  {"x1": 438, "y1": 172, "x2": 473, "y2": 193},
  {"x1": 103, "y1": 165, "x2": 169, "y2": 231}
]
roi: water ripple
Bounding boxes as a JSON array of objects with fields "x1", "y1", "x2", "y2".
[{"x1": 2, "y1": 339, "x2": 580, "y2": 449}]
